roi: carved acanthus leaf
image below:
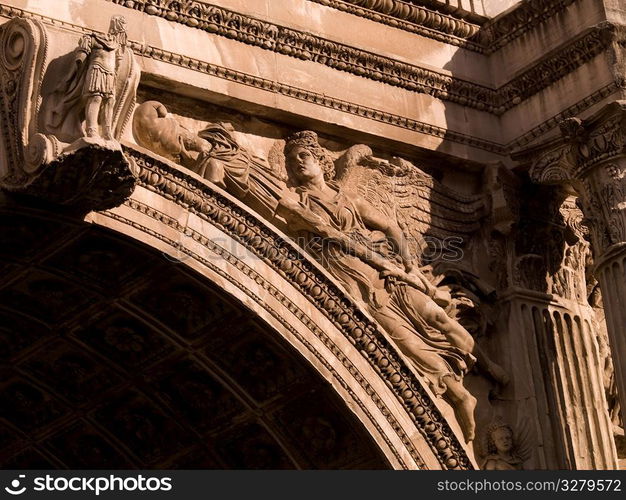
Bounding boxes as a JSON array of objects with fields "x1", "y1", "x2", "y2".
[{"x1": 529, "y1": 145, "x2": 575, "y2": 185}]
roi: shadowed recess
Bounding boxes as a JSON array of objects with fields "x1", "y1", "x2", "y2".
[{"x1": 0, "y1": 207, "x2": 390, "y2": 470}]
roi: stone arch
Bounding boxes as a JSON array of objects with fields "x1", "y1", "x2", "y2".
[
  {"x1": 83, "y1": 144, "x2": 474, "y2": 469},
  {"x1": 0, "y1": 211, "x2": 392, "y2": 469},
  {"x1": 0, "y1": 144, "x2": 474, "y2": 469}
]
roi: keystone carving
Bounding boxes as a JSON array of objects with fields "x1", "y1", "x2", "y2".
[
  {"x1": 526, "y1": 101, "x2": 626, "y2": 256},
  {"x1": 0, "y1": 16, "x2": 139, "y2": 211}
]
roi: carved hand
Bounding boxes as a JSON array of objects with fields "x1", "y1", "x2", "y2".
[{"x1": 277, "y1": 196, "x2": 328, "y2": 234}]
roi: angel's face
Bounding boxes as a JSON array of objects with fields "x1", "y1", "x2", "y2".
[
  {"x1": 492, "y1": 427, "x2": 513, "y2": 453},
  {"x1": 286, "y1": 146, "x2": 323, "y2": 185}
]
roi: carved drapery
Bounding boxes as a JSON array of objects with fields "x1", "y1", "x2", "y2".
[
  {"x1": 122, "y1": 144, "x2": 476, "y2": 469},
  {"x1": 523, "y1": 101, "x2": 626, "y2": 455},
  {"x1": 0, "y1": 13, "x2": 482, "y2": 469}
]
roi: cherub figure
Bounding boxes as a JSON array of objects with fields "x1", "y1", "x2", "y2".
[{"x1": 481, "y1": 421, "x2": 526, "y2": 470}]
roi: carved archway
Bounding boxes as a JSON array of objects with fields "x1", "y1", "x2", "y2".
[
  {"x1": 0, "y1": 206, "x2": 395, "y2": 469},
  {"x1": 0, "y1": 11, "x2": 474, "y2": 470},
  {"x1": 0, "y1": 146, "x2": 475, "y2": 469}
]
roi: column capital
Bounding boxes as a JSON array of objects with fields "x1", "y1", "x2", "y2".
[
  {"x1": 525, "y1": 100, "x2": 626, "y2": 186},
  {"x1": 515, "y1": 101, "x2": 626, "y2": 255}
]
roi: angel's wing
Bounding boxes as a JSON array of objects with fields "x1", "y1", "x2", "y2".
[{"x1": 334, "y1": 146, "x2": 487, "y2": 263}]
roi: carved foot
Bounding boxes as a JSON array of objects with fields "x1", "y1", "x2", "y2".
[
  {"x1": 103, "y1": 126, "x2": 113, "y2": 141},
  {"x1": 457, "y1": 393, "x2": 477, "y2": 443},
  {"x1": 86, "y1": 127, "x2": 98, "y2": 138},
  {"x1": 444, "y1": 377, "x2": 477, "y2": 443}
]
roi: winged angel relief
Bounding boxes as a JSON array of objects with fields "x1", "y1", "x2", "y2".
[{"x1": 133, "y1": 101, "x2": 508, "y2": 442}]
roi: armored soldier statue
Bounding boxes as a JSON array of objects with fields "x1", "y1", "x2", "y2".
[
  {"x1": 78, "y1": 16, "x2": 128, "y2": 139},
  {"x1": 42, "y1": 16, "x2": 130, "y2": 142}
]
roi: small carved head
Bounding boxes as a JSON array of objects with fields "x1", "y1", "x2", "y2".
[
  {"x1": 108, "y1": 16, "x2": 127, "y2": 35},
  {"x1": 284, "y1": 131, "x2": 335, "y2": 185},
  {"x1": 485, "y1": 421, "x2": 515, "y2": 455}
]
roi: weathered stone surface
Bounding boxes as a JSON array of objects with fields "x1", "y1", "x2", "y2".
[
  {"x1": 0, "y1": 0, "x2": 624, "y2": 470},
  {"x1": 0, "y1": 12, "x2": 140, "y2": 211}
]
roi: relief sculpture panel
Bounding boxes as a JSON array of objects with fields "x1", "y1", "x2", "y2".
[
  {"x1": 0, "y1": 15, "x2": 139, "y2": 211},
  {"x1": 132, "y1": 100, "x2": 509, "y2": 444}
]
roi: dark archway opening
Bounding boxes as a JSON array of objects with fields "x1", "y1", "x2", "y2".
[{"x1": 0, "y1": 202, "x2": 390, "y2": 469}]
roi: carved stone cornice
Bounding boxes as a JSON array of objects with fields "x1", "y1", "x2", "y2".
[
  {"x1": 124, "y1": 143, "x2": 474, "y2": 470},
  {"x1": 107, "y1": 0, "x2": 497, "y2": 112},
  {"x1": 475, "y1": 0, "x2": 578, "y2": 53},
  {"x1": 307, "y1": 0, "x2": 483, "y2": 51},
  {"x1": 403, "y1": 0, "x2": 486, "y2": 22},
  {"x1": 312, "y1": 0, "x2": 579, "y2": 55},
  {"x1": 506, "y1": 82, "x2": 619, "y2": 151},
  {"x1": 3, "y1": 4, "x2": 621, "y2": 155},
  {"x1": 0, "y1": 2, "x2": 506, "y2": 154},
  {"x1": 105, "y1": 1, "x2": 623, "y2": 116},
  {"x1": 498, "y1": 23, "x2": 619, "y2": 111}
]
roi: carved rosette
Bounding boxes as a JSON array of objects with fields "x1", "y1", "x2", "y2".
[{"x1": 0, "y1": 17, "x2": 139, "y2": 211}]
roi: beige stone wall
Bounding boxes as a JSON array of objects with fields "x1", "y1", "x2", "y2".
[{"x1": 3, "y1": 0, "x2": 622, "y2": 167}]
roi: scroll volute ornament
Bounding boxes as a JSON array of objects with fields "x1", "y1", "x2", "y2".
[
  {"x1": 0, "y1": 16, "x2": 140, "y2": 211},
  {"x1": 0, "y1": 18, "x2": 47, "y2": 185}
]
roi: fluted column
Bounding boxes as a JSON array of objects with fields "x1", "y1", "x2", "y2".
[
  {"x1": 527, "y1": 101, "x2": 626, "y2": 433},
  {"x1": 485, "y1": 177, "x2": 617, "y2": 468}
]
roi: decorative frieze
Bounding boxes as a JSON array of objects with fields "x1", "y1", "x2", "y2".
[
  {"x1": 108, "y1": 0, "x2": 497, "y2": 112},
  {"x1": 506, "y1": 83, "x2": 619, "y2": 151},
  {"x1": 105, "y1": 1, "x2": 622, "y2": 116},
  {"x1": 308, "y1": 0, "x2": 483, "y2": 51},
  {"x1": 475, "y1": 0, "x2": 579, "y2": 52},
  {"x1": 1, "y1": 4, "x2": 621, "y2": 156},
  {"x1": 313, "y1": 0, "x2": 580, "y2": 55},
  {"x1": 498, "y1": 23, "x2": 619, "y2": 112},
  {"x1": 131, "y1": 41, "x2": 505, "y2": 152}
]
